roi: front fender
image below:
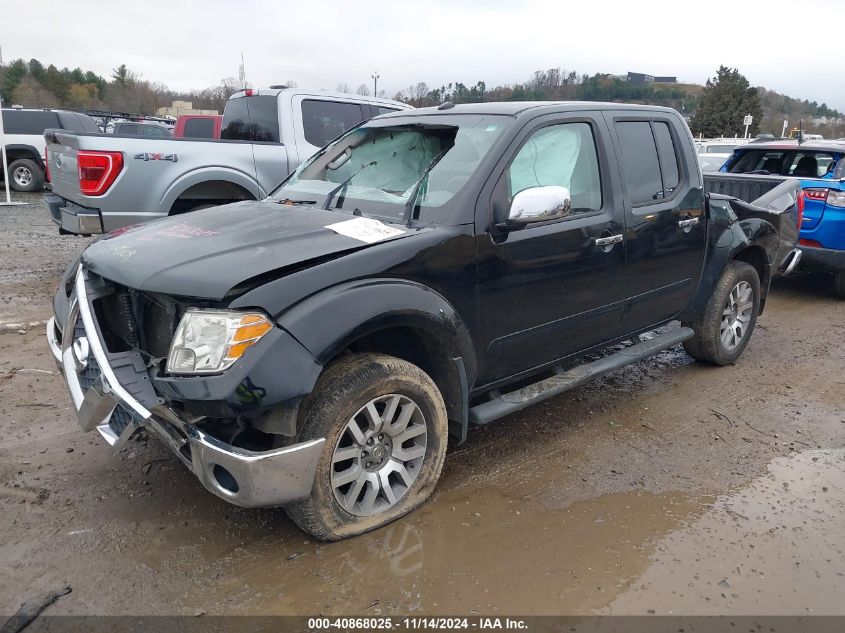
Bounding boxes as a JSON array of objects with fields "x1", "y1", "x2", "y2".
[
  {"x1": 158, "y1": 166, "x2": 263, "y2": 213},
  {"x1": 277, "y1": 278, "x2": 478, "y2": 383}
]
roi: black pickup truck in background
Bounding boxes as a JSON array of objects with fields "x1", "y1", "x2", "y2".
[{"x1": 48, "y1": 102, "x2": 801, "y2": 540}]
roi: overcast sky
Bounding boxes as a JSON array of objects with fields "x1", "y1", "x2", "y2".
[{"x1": 3, "y1": 0, "x2": 844, "y2": 111}]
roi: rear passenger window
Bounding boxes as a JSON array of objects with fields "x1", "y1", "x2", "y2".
[
  {"x1": 246, "y1": 95, "x2": 280, "y2": 142},
  {"x1": 615, "y1": 121, "x2": 663, "y2": 205},
  {"x1": 506, "y1": 122, "x2": 602, "y2": 214},
  {"x1": 616, "y1": 120, "x2": 680, "y2": 205},
  {"x1": 2, "y1": 110, "x2": 60, "y2": 135},
  {"x1": 653, "y1": 122, "x2": 679, "y2": 193},
  {"x1": 377, "y1": 106, "x2": 399, "y2": 115},
  {"x1": 220, "y1": 95, "x2": 279, "y2": 142},
  {"x1": 302, "y1": 100, "x2": 366, "y2": 147}
]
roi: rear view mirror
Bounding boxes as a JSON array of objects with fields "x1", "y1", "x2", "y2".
[{"x1": 507, "y1": 186, "x2": 572, "y2": 224}]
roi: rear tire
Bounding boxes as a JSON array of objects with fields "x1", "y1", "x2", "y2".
[
  {"x1": 834, "y1": 271, "x2": 845, "y2": 299},
  {"x1": 683, "y1": 261, "x2": 761, "y2": 366},
  {"x1": 8, "y1": 158, "x2": 43, "y2": 192},
  {"x1": 285, "y1": 353, "x2": 448, "y2": 541}
]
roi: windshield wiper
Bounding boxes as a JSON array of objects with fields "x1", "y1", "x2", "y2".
[
  {"x1": 321, "y1": 161, "x2": 378, "y2": 210},
  {"x1": 277, "y1": 198, "x2": 317, "y2": 205},
  {"x1": 402, "y1": 147, "x2": 451, "y2": 225}
]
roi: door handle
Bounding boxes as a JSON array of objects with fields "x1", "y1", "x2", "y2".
[
  {"x1": 678, "y1": 217, "x2": 700, "y2": 232},
  {"x1": 595, "y1": 234, "x2": 623, "y2": 251}
]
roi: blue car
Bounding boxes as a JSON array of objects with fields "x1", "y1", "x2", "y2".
[{"x1": 720, "y1": 141, "x2": 845, "y2": 297}]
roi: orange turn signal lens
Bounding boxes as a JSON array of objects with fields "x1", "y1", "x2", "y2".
[{"x1": 225, "y1": 314, "x2": 273, "y2": 361}]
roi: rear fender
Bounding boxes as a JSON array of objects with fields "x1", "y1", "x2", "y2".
[{"x1": 681, "y1": 198, "x2": 777, "y2": 320}]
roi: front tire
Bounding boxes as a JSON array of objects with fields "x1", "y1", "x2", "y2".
[
  {"x1": 8, "y1": 158, "x2": 44, "y2": 192},
  {"x1": 286, "y1": 353, "x2": 448, "y2": 541},
  {"x1": 683, "y1": 261, "x2": 760, "y2": 366}
]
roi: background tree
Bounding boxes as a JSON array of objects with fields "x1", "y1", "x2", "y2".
[
  {"x1": 690, "y1": 66, "x2": 763, "y2": 137},
  {"x1": 1, "y1": 59, "x2": 28, "y2": 102},
  {"x1": 356, "y1": 83, "x2": 370, "y2": 96},
  {"x1": 336, "y1": 82, "x2": 351, "y2": 93},
  {"x1": 11, "y1": 76, "x2": 60, "y2": 107}
]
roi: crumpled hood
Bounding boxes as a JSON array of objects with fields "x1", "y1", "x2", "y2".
[{"x1": 82, "y1": 200, "x2": 414, "y2": 299}]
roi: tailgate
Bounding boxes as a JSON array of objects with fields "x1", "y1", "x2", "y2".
[
  {"x1": 720, "y1": 179, "x2": 802, "y2": 270},
  {"x1": 45, "y1": 130, "x2": 84, "y2": 204}
]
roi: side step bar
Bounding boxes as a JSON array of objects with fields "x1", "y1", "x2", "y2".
[{"x1": 468, "y1": 326, "x2": 694, "y2": 426}]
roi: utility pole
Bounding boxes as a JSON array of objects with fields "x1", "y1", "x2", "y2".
[{"x1": 371, "y1": 71, "x2": 380, "y2": 97}]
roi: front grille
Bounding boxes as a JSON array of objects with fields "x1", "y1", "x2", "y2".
[
  {"x1": 90, "y1": 276, "x2": 178, "y2": 359},
  {"x1": 109, "y1": 405, "x2": 134, "y2": 436}
]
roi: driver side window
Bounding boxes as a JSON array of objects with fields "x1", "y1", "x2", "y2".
[{"x1": 506, "y1": 122, "x2": 602, "y2": 214}]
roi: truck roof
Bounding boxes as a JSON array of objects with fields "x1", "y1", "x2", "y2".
[
  {"x1": 736, "y1": 140, "x2": 845, "y2": 152},
  {"x1": 377, "y1": 101, "x2": 681, "y2": 118},
  {"x1": 229, "y1": 87, "x2": 410, "y2": 109}
]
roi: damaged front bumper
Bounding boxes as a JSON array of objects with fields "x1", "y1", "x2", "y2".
[{"x1": 48, "y1": 267, "x2": 324, "y2": 508}]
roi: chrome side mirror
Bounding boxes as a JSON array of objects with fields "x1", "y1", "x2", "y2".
[{"x1": 507, "y1": 186, "x2": 572, "y2": 224}]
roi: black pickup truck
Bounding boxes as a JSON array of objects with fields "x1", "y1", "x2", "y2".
[{"x1": 48, "y1": 102, "x2": 801, "y2": 540}]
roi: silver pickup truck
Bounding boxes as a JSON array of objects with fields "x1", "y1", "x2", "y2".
[{"x1": 44, "y1": 88, "x2": 411, "y2": 234}]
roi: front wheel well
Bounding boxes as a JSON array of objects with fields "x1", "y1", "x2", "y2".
[
  {"x1": 169, "y1": 180, "x2": 255, "y2": 214},
  {"x1": 336, "y1": 326, "x2": 464, "y2": 439}
]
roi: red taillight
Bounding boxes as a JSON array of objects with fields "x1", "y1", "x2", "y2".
[
  {"x1": 796, "y1": 189, "x2": 805, "y2": 228},
  {"x1": 243, "y1": 89, "x2": 254, "y2": 96},
  {"x1": 799, "y1": 238, "x2": 823, "y2": 248},
  {"x1": 804, "y1": 188, "x2": 828, "y2": 202},
  {"x1": 78, "y1": 151, "x2": 123, "y2": 196}
]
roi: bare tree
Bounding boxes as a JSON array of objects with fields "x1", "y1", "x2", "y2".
[
  {"x1": 356, "y1": 84, "x2": 370, "y2": 96},
  {"x1": 336, "y1": 82, "x2": 351, "y2": 93},
  {"x1": 11, "y1": 77, "x2": 60, "y2": 108},
  {"x1": 404, "y1": 82, "x2": 429, "y2": 107},
  {"x1": 284, "y1": 80, "x2": 297, "y2": 88}
]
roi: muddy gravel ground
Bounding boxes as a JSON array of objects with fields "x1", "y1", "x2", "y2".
[{"x1": 0, "y1": 198, "x2": 843, "y2": 617}]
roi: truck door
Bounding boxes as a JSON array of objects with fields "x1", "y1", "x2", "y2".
[
  {"x1": 476, "y1": 113, "x2": 628, "y2": 384},
  {"x1": 605, "y1": 114, "x2": 706, "y2": 331}
]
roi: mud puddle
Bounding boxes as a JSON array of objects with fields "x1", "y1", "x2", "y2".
[{"x1": 120, "y1": 449, "x2": 838, "y2": 615}]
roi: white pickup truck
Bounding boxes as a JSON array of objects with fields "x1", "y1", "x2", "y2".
[{"x1": 44, "y1": 88, "x2": 411, "y2": 234}]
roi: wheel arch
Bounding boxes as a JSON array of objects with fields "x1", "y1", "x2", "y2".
[
  {"x1": 159, "y1": 168, "x2": 262, "y2": 214},
  {"x1": 4, "y1": 144, "x2": 44, "y2": 167},
  {"x1": 277, "y1": 279, "x2": 477, "y2": 443}
]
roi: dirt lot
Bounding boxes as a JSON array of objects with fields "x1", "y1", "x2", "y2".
[{"x1": 0, "y1": 198, "x2": 843, "y2": 617}]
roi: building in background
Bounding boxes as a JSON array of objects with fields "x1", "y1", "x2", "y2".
[
  {"x1": 156, "y1": 100, "x2": 218, "y2": 118},
  {"x1": 627, "y1": 72, "x2": 677, "y2": 84}
]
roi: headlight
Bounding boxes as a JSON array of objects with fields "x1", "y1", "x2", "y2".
[{"x1": 166, "y1": 309, "x2": 273, "y2": 375}]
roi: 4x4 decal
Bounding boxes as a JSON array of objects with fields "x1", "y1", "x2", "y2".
[{"x1": 133, "y1": 152, "x2": 178, "y2": 162}]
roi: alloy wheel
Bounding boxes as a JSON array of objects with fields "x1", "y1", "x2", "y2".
[
  {"x1": 720, "y1": 280, "x2": 753, "y2": 351},
  {"x1": 331, "y1": 394, "x2": 427, "y2": 516},
  {"x1": 13, "y1": 166, "x2": 33, "y2": 187}
]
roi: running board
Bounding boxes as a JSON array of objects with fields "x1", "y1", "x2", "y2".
[{"x1": 468, "y1": 326, "x2": 694, "y2": 426}]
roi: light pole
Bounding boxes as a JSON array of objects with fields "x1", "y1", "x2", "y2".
[{"x1": 371, "y1": 71, "x2": 380, "y2": 97}]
